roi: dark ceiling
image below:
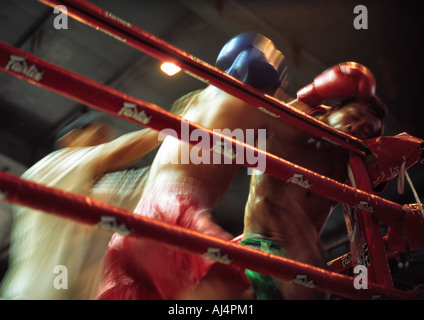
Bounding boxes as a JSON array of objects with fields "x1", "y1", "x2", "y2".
[{"x1": 0, "y1": 0, "x2": 423, "y2": 297}]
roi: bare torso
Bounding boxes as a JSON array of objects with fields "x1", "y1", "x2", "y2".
[
  {"x1": 146, "y1": 85, "x2": 270, "y2": 206},
  {"x1": 147, "y1": 87, "x2": 349, "y2": 244},
  {"x1": 152, "y1": 86, "x2": 351, "y2": 299},
  {"x1": 243, "y1": 101, "x2": 350, "y2": 299}
]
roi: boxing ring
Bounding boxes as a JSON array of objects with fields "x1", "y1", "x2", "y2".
[{"x1": 0, "y1": 0, "x2": 423, "y2": 299}]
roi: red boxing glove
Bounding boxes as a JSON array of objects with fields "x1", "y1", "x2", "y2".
[{"x1": 297, "y1": 62, "x2": 376, "y2": 107}]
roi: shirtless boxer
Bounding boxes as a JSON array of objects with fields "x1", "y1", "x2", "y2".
[
  {"x1": 0, "y1": 112, "x2": 161, "y2": 300},
  {"x1": 97, "y1": 32, "x2": 290, "y2": 300},
  {"x1": 185, "y1": 60, "x2": 387, "y2": 300},
  {"x1": 241, "y1": 63, "x2": 387, "y2": 300},
  {"x1": 98, "y1": 33, "x2": 386, "y2": 300}
]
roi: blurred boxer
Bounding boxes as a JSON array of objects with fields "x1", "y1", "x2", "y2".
[
  {"x1": 0, "y1": 112, "x2": 161, "y2": 299},
  {"x1": 99, "y1": 32, "x2": 387, "y2": 300},
  {"x1": 98, "y1": 32, "x2": 289, "y2": 300}
]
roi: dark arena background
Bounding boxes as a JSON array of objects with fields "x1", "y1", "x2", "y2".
[{"x1": 0, "y1": 0, "x2": 423, "y2": 301}]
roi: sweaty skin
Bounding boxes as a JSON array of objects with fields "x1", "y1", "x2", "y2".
[
  {"x1": 146, "y1": 85, "x2": 271, "y2": 205},
  {"x1": 174, "y1": 88, "x2": 383, "y2": 300},
  {"x1": 243, "y1": 99, "x2": 383, "y2": 299},
  {"x1": 100, "y1": 85, "x2": 276, "y2": 300}
]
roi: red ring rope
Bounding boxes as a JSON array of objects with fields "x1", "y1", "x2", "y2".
[
  {"x1": 0, "y1": 41, "x2": 420, "y2": 230},
  {"x1": 0, "y1": 171, "x2": 417, "y2": 300},
  {"x1": 39, "y1": 0, "x2": 368, "y2": 156},
  {"x1": 0, "y1": 41, "x2": 421, "y2": 299},
  {"x1": 0, "y1": 1, "x2": 421, "y2": 299}
]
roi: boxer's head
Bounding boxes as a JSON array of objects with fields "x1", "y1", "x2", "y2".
[
  {"x1": 55, "y1": 112, "x2": 115, "y2": 149},
  {"x1": 321, "y1": 95, "x2": 387, "y2": 139}
]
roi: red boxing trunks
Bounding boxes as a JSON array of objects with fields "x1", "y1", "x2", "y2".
[{"x1": 97, "y1": 178, "x2": 233, "y2": 300}]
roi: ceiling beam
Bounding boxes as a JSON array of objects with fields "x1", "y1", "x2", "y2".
[{"x1": 14, "y1": 8, "x2": 52, "y2": 48}]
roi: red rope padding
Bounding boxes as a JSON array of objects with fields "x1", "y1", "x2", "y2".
[
  {"x1": 0, "y1": 171, "x2": 417, "y2": 299},
  {"x1": 38, "y1": 0, "x2": 367, "y2": 156},
  {"x1": 346, "y1": 155, "x2": 393, "y2": 287},
  {"x1": 34, "y1": 0, "x2": 424, "y2": 290},
  {"x1": 0, "y1": 41, "x2": 419, "y2": 230}
]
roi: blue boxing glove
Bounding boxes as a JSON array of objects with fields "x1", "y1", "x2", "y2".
[{"x1": 216, "y1": 32, "x2": 289, "y2": 96}]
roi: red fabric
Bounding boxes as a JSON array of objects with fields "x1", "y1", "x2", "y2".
[
  {"x1": 96, "y1": 234, "x2": 162, "y2": 300},
  {"x1": 384, "y1": 204, "x2": 424, "y2": 253},
  {"x1": 365, "y1": 132, "x2": 423, "y2": 192},
  {"x1": 97, "y1": 182, "x2": 232, "y2": 300},
  {"x1": 362, "y1": 132, "x2": 424, "y2": 254}
]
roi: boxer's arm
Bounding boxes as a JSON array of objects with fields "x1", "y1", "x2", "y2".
[
  {"x1": 92, "y1": 128, "x2": 160, "y2": 177},
  {"x1": 96, "y1": 88, "x2": 204, "y2": 175}
]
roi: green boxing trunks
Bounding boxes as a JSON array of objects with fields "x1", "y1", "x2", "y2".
[{"x1": 238, "y1": 238, "x2": 286, "y2": 300}]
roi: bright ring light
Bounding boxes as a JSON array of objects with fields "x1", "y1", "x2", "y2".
[{"x1": 160, "y1": 62, "x2": 181, "y2": 76}]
